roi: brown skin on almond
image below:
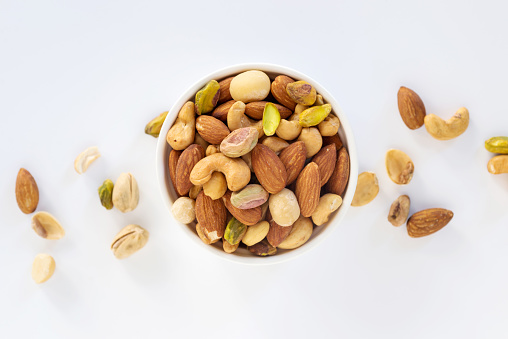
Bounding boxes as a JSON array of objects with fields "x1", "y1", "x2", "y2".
[
  {"x1": 218, "y1": 77, "x2": 234, "y2": 104},
  {"x1": 15, "y1": 168, "x2": 39, "y2": 214},
  {"x1": 397, "y1": 86, "x2": 426, "y2": 130},
  {"x1": 251, "y1": 144, "x2": 287, "y2": 194},
  {"x1": 168, "y1": 150, "x2": 182, "y2": 197},
  {"x1": 407, "y1": 208, "x2": 453, "y2": 237},
  {"x1": 195, "y1": 191, "x2": 227, "y2": 239},
  {"x1": 212, "y1": 100, "x2": 236, "y2": 122},
  {"x1": 175, "y1": 144, "x2": 204, "y2": 196},
  {"x1": 222, "y1": 191, "x2": 262, "y2": 226},
  {"x1": 322, "y1": 134, "x2": 343, "y2": 150},
  {"x1": 295, "y1": 162, "x2": 320, "y2": 217},
  {"x1": 311, "y1": 143, "x2": 337, "y2": 186},
  {"x1": 279, "y1": 141, "x2": 306, "y2": 186},
  {"x1": 196, "y1": 115, "x2": 230, "y2": 144},
  {"x1": 267, "y1": 220, "x2": 293, "y2": 247},
  {"x1": 271, "y1": 75, "x2": 297, "y2": 110},
  {"x1": 244, "y1": 101, "x2": 292, "y2": 120},
  {"x1": 325, "y1": 147, "x2": 350, "y2": 196}
]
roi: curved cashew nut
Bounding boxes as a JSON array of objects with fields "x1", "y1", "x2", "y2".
[
  {"x1": 227, "y1": 101, "x2": 264, "y2": 136},
  {"x1": 424, "y1": 107, "x2": 469, "y2": 140},
  {"x1": 167, "y1": 102, "x2": 196, "y2": 150},
  {"x1": 275, "y1": 110, "x2": 303, "y2": 140},
  {"x1": 297, "y1": 127, "x2": 323, "y2": 158},
  {"x1": 318, "y1": 114, "x2": 340, "y2": 136},
  {"x1": 190, "y1": 153, "x2": 251, "y2": 191}
]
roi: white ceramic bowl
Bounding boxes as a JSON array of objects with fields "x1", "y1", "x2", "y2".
[{"x1": 156, "y1": 63, "x2": 358, "y2": 265}]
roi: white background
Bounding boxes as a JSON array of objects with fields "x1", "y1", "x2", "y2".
[{"x1": 1, "y1": 0, "x2": 507, "y2": 338}]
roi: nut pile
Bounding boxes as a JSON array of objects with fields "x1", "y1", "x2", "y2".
[{"x1": 168, "y1": 70, "x2": 350, "y2": 256}]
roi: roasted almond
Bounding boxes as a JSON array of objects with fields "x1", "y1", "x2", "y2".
[
  {"x1": 15, "y1": 168, "x2": 39, "y2": 214},
  {"x1": 279, "y1": 141, "x2": 306, "y2": 185},
  {"x1": 218, "y1": 77, "x2": 234, "y2": 104},
  {"x1": 168, "y1": 150, "x2": 182, "y2": 197},
  {"x1": 270, "y1": 75, "x2": 296, "y2": 110},
  {"x1": 251, "y1": 144, "x2": 287, "y2": 194},
  {"x1": 407, "y1": 208, "x2": 453, "y2": 238},
  {"x1": 222, "y1": 191, "x2": 262, "y2": 226},
  {"x1": 325, "y1": 147, "x2": 350, "y2": 196},
  {"x1": 195, "y1": 191, "x2": 227, "y2": 241},
  {"x1": 175, "y1": 144, "x2": 205, "y2": 196},
  {"x1": 295, "y1": 163, "x2": 320, "y2": 217},
  {"x1": 245, "y1": 101, "x2": 292, "y2": 120},
  {"x1": 322, "y1": 133, "x2": 343, "y2": 150},
  {"x1": 196, "y1": 115, "x2": 230, "y2": 144},
  {"x1": 397, "y1": 86, "x2": 426, "y2": 130},
  {"x1": 312, "y1": 143, "x2": 337, "y2": 186},
  {"x1": 267, "y1": 220, "x2": 293, "y2": 247},
  {"x1": 212, "y1": 100, "x2": 236, "y2": 122}
]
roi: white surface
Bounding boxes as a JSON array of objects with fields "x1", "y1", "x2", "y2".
[
  {"x1": 156, "y1": 63, "x2": 358, "y2": 265},
  {"x1": 1, "y1": 0, "x2": 507, "y2": 338}
]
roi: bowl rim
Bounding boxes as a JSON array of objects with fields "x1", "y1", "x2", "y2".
[{"x1": 156, "y1": 63, "x2": 358, "y2": 265}]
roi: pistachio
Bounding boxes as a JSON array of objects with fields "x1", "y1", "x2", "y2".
[
  {"x1": 230, "y1": 184, "x2": 269, "y2": 209},
  {"x1": 144, "y1": 111, "x2": 168, "y2": 137},
  {"x1": 299, "y1": 104, "x2": 332, "y2": 127},
  {"x1": 242, "y1": 221, "x2": 270, "y2": 246},
  {"x1": 286, "y1": 81, "x2": 317, "y2": 106},
  {"x1": 248, "y1": 240, "x2": 277, "y2": 256},
  {"x1": 263, "y1": 102, "x2": 281, "y2": 136},
  {"x1": 388, "y1": 195, "x2": 410, "y2": 227},
  {"x1": 224, "y1": 217, "x2": 247, "y2": 245},
  {"x1": 74, "y1": 146, "x2": 100, "y2": 174},
  {"x1": 32, "y1": 254, "x2": 55, "y2": 284},
  {"x1": 195, "y1": 80, "x2": 220, "y2": 115},
  {"x1": 220, "y1": 127, "x2": 259, "y2": 157},
  {"x1": 112, "y1": 173, "x2": 139, "y2": 213},
  {"x1": 385, "y1": 149, "x2": 414, "y2": 185},
  {"x1": 98, "y1": 179, "x2": 114, "y2": 210},
  {"x1": 111, "y1": 224, "x2": 149, "y2": 259},
  {"x1": 485, "y1": 136, "x2": 508, "y2": 154},
  {"x1": 31, "y1": 212, "x2": 65, "y2": 240},
  {"x1": 351, "y1": 172, "x2": 379, "y2": 207}
]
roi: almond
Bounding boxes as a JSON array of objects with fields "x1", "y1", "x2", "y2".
[
  {"x1": 267, "y1": 220, "x2": 293, "y2": 247},
  {"x1": 195, "y1": 190, "x2": 227, "y2": 241},
  {"x1": 407, "y1": 208, "x2": 453, "y2": 238},
  {"x1": 295, "y1": 163, "x2": 320, "y2": 217},
  {"x1": 279, "y1": 141, "x2": 306, "y2": 185},
  {"x1": 322, "y1": 133, "x2": 343, "y2": 150},
  {"x1": 325, "y1": 147, "x2": 350, "y2": 196},
  {"x1": 251, "y1": 144, "x2": 287, "y2": 194},
  {"x1": 312, "y1": 143, "x2": 337, "y2": 186},
  {"x1": 397, "y1": 86, "x2": 426, "y2": 130},
  {"x1": 245, "y1": 101, "x2": 292, "y2": 120},
  {"x1": 196, "y1": 115, "x2": 230, "y2": 144},
  {"x1": 222, "y1": 191, "x2": 262, "y2": 226},
  {"x1": 212, "y1": 100, "x2": 236, "y2": 122},
  {"x1": 218, "y1": 77, "x2": 234, "y2": 104},
  {"x1": 175, "y1": 144, "x2": 205, "y2": 196},
  {"x1": 15, "y1": 168, "x2": 39, "y2": 214},
  {"x1": 168, "y1": 150, "x2": 182, "y2": 197},
  {"x1": 270, "y1": 75, "x2": 296, "y2": 110},
  {"x1": 248, "y1": 240, "x2": 277, "y2": 256}
]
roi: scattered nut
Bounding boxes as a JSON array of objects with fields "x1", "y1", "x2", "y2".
[
  {"x1": 388, "y1": 195, "x2": 410, "y2": 226},
  {"x1": 15, "y1": 168, "x2": 39, "y2": 214},
  {"x1": 220, "y1": 127, "x2": 258, "y2": 157},
  {"x1": 31, "y1": 211, "x2": 65, "y2": 240},
  {"x1": 424, "y1": 107, "x2": 469, "y2": 140},
  {"x1": 407, "y1": 208, "x2": 453, "y2": 238},
  {"x1": 485, "y1": 136, "x2": 508, "y2": 154},
  {"x1": 74, "y1": 146, "x2": 100, "y2": 174},
  {"x1": 171, "y1": 197, "x2": 196, "y2": 224},
  {"x1": 268, "y1": 188, "x2": 300, "y2": 227},
  {"x1": 286, "y1": 81, "x2": 316, "y2": 106},
  {"x1": 230, "y1": 70, "x2": 271, "y2": 103},
  {"x1": 385, "y1": 149, "x2": 414, "y2": 185},
  {"x1": 167, "y1": 102, "x2": 196, "y2": 150},
  {"x1": 351, "y1": 172, "x2": 379, "y2": 207},
  {"x1": 311, "y1": 193, "x2": 343, "y2": 226},
  {"x1": 32, "y1": 254, "x2": 55, "y2": 284},
  {"x1": 111, "y1": 224, "x2": 149, "y2": 259},
  {"x1": 488, "y1": 155, "x2": 508, "y2": 174},
  {"x1": 203, "y1": 171, "x2": 227, "y2": 200},
  {"x1": 144, "y1": 111, "x2": 168, "y2": 137},
  {"x1": 297, "y1": 127, "x2": 323, "y2": 158},
  {"x1": 195, "y1": 80, "x2": 220, "y2": 115},
  {"x1": 98, "y1": 179, "x2": 114, "y2": 210},
  {"x1": 397, "y1": 86, "x2": 426, "y2": 130},
  {"x1": 112, "y1": 173, "x2": 139, "y2": 213},
  {"x1": 278, "y1": 216, "x2": 313, "y2": 249},
  {"x1": 242, "y1": 221, "x2": 270, "y2": 246}
]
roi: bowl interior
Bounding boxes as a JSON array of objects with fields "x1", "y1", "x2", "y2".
[{"x1": 156, "y1": 63, "x2": 358, "y2": 265}]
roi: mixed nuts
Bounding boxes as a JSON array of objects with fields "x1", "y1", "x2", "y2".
[{"x1": 168, "y1": 70, "x2": 350, "y2": 256}]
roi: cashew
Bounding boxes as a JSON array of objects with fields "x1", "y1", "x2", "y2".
[
  {"x1": 262, "y1": 137, "x2": 289, "y2": 154},
  {"x1": 424, "y1": 107, "x2": 469, "y2": 140},
  {"x1": 488, "y1": 155, "x2": 508, "y2": 174},
  {"x1": 318, "y1": 114, "x2": 340, "y2": 136},
  {"x1": 167, "y1": 102, "x2": 196, "y2": 150},
  {"x1": 311, "y1": 194, "x2": 343, "y2": 226},
  {"x1": 206, "y1": 145, "x2": 220, "y2": 156},
  {"x1": 227, "y1": 101, "x2": 264, "y2": 136},
  {"x1": 190, "y1": 153, "x2": 251, "y2": 191},
  {"x1": 203, "y1": 172, "x2": 227, "y2": 200},
  {"x1": 194, "y1": 133, "x2": 209, "y2": 150},
  {"x1": 297, "y1": 127, "x2": 323, "y2": 158},
  {"x1": 275, "y1": 119, "x2": 302, "y2": 140}
]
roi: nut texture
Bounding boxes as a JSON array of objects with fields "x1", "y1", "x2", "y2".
[
  {"x1": 262, "y1": 102, "x2": 281, "y2": 136},
  {"x1": 242, "y1": 221, "x2": 270, "y2": 246},
  {"x1": 145, "y1": 111, "x2": 168, "y2": 137},
  {"x1": 112, "y1": 173, "x2": 140, "y2": 213},
  {"x1": 222, "y1": 191, "x2": 262, "y2": 226},
  {"x1": 407, "y1": 208, "x2": 453, "y2": 238},
  {"x1": 299, "y1": 104, "x2": 332, "y2": 127},
  {"x1": 268, "y1": 188, "x2": 300, "y2": 227},
  {"x1": 218, "y1": 77, "x2": 234, "y2": 104},
  {"x1": 424, "y1": 107, "x2": 469, "y2": 140},
  {"x1": 111, "y1": 224, "x2": 149, "y2": 259},
  {"x1": 74, "y1": 146, "x2": 101, "y2": 174},
  {"x1": 98, "y1": 179, "x2": 114, "y2": 210},
  {"x1": 224, "y1": 217, "x2": 247, "y2": 245},
  {"x1": 220, "y1": 127, "x2": 258, "y2": 157},
  {"x1": 279, "y1": 141, "x2": 307, "y2": 185},
  {"x1": 251, "y1": 144, "x2": 287, "y2": 194},
  {"x1": 230, "y1": 184, "x2": 269, "y2": 209},
  {"x1": 286, "y1": 81, "x2": 317, "y2": 106},
  {"x1": 227, "y1": 101, "x2": 264, "y2": 136},
  {"x1": 230, "y1": 70, "x2": 271, "y2": 103},
  {"x1": 318, "y1": 114, "x2": 340, "y2": 136},
  {"x1": 351, "y1": 172, "x2": 379, "y2": 207},
  {"x1": 15, "y1": 168, "x2": 39, "y2": 214},
  {"x1": 245, "y1": 101, "x2": 292, "y2": 120},
  {"x1": 485, "y1": 136, "x2": 508, "y2": 154},
  {"x1": 175, "y1": 144, "x2": 205, "y2": 196},
  {"x1": 385, "y1": 149, "x2": 414, "y2": 185},
  {"x1": 202, "y1": 171, "x2": 227, "y2": 200},
  {"x1": 171, "y1": 197, "x2": 196, "y2": 224},
  {"x1": 31, "y1": 211, "x2": 65, "y2": 240},
  {"x1": 167, "y1": 102, "x2": 196, "y2": 150},
  {"x1": 325, "y1": 147, "x2": 350, "y2": 196},
  {"x1": 312, "y1": 144, "x2": 337, "y2": 186},
  {"x1": 196, "y1": 223, "x2": 218, "y2": 245},
  {"x1": 267, "y1": 220, "x2": 293, "y2": 247},
  {"x1": 196, "y1": 115, "x2": 230, "y2": 145},
  {"x1": 271, "y1": 75, "x2": 296, "y2": 110},
  {"x1": 190, "y1": 153, "x2": 251, "y2": 191},
  {"x1": 388, "y1": 195, "x2": 410, "y2": 227},
  {"x1": 311, "y1": 194, "x2": 343, "y2": 226},
  {"x1": 487, "y1": 155, "x2": 508, "y2": 174},
  {"x1": 195, "y1": 191, "x2": 227, "y2": 241},
  {"x1": 297, "y1": 127, "x2": 322, "y2": 158},
  {"x1": 397, "y1": 86, "x2": 426, "y2": 130},
  {"x1": 278, "y1": 216, "x2": 313, "y2": 249},
  {"x1": 295, "y1": 163, "x2": 321, "y2": 217},
  {"x1": 195, "y1": 80, "x2": 220, "y2": 115},
  {"x1": 212, "y1": 100, "x2": 236, "y2": 122},
  {"x1": 32, "y1": 254, "x2": 55, "y2": 284},
  {"x1": 322, "y1": 133, "x2": 343, "y2": 150}
]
